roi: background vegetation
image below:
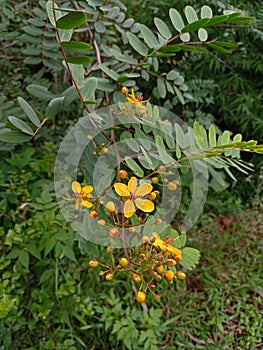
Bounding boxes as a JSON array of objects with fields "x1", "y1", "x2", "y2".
[{"x1": 0, "y1": 0, "x2": 262, "y2": 349}]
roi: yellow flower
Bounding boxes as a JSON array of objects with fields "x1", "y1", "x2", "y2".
[
  {"x1": 72, "y1": 181, "x2": 93, "y2": 209},
  {"x1": 124, "y1": 89, "x2": 150, "y2": 112},
  {"x1": 114, "y1": 177, "x2": 154, "y2": 218},
  {"x1": 144, "y1": 233, "x2": 182, "y2": 261}
]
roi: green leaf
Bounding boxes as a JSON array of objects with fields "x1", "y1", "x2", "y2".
[
  {"x1": 180, "y1": 247, "x2": 200, "y2": 270},
  {"x1": 27, "y1": 84, "x2": 55, "y2": 100},
  {"x1": 81, "y1": 77, "x2": 97, "y2": 101},
  {"x1": 8, "y1": 116, "x2": 34, "y2": 135},
  {"x1": 220, "y1": 130, "x2": 231, "y2": 145},
  {"x1": 0, "y1": 130, "x2": 32, "y2": 143},
  {"x1": 127, "y1": 32, "x2": 148, "y2": 56},
  {"x1": 185, "y1": 6, "x2": 198, "y2": 24},
  {"x1": 18, "y1": 97, "x2": 41, "y2": 127},
  {"x1": 65, "y1": 56, "x2": 93, "y2": 64},
  {"x1": 198, "y1": 28, "x2": 208, "y2": 41},
  {"x1": 139, "y1": 24, "x2": 159, "y2": 48},
  {"x1": 205, "y1": 15, "x2": 229, "y2": 26},
  {"x1": 98, "y1": 64, "x2": 119, "y2": 81},
  {"x1": 60, "y1": 41, "x2": 93, "y2": 50},
  {"x1": 68, "y1": 63, "x2": 85, "y2": 87},
  {"x1": 169, "y1": 8, "x2": 185, "y2": 32},
  {"x1": 174, "y1": 86, "x2": 185, "y2": 104},
  {"x1": 62, "y1": 245, "x2": 76, "y2": 261},
  {"x1": 157, "y1": 79, "x2": 166, "y2": 98},
  {"x1": 155, "y1": 135, "x2": 171, "y2": 163},
  {"x1": 205, "y1": 43, "x2": 232, "y2": 54},
  {"x1": 46, "y1": 97, "x2": 65, "y2": 119},
  {"x1": 201, "y1": 5, "x2": 213, "y2": 18},
  {"x1": 180, "y1": 33, "x2": 190, "y2": 43},
  {"x1": 154, "y1": 17, "x2": 172, "y2": 40},
  {"x1": 18, "y1": 251, "x2": 29, "y2": 269},
  {"x1": 56, "y1": 11, "x2": 87, "y2": 30},
  {"x1": 213, "y1": 41, "x2": 238, "y2": 49},
  {"x1": 208, "y1": 124, "x2": 217, "y2": 147},
  {"x1": 125, "y1": 157, "x2": 144, "y2": 177},
  {"x1": 181, "y1": 18, "x2": 210, "y2": 33},
  {"x1": 140, "y1": 146, "x2": 155, "y2": 170}
]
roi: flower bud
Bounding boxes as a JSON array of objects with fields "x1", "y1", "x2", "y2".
[
  {"x1": 89, "y1": 210, "x2": 98, "y2": 219},
  {"x1": 121, "y1": 86, "x2": 129, "y2": 94},
  {"x1": 106, "y1": 201, "x2": 116, "y2": 213},
  {"x1": 164, "y1": 270, "x2": 175, "y2": 281},
  {"x1": 168, "y1": 182, "x2": 177, "y2": 191},
  {"x1": 151, "y1": 177, "x2": 159, "y2": 184},
  {"x1": 105, "y1": 272, "x2": 114, "y2": 280},
  {"x1": 128, "y1": 226, "x2": 136, "y2": 233},
  {"x1": 156, "y1": 264, "x2": 165, "y2": 274},
  {"x1": 102, "y1": 147, "x2": 108, "y2": 153},
  {"x1": 154, "y1": 218, "x2": 162, "y2": 225},
  {"x1": 176, "y1": 271, "x2": 186, "y2": 280},
  {"x1": 136, "y1": 291, "x2": 146, "y2": 303},
  {"x1": 158, "y1": 166, "x2": 166, "y2": 172},
  {"x1": 131, "y1": 273, "x2": 141, "y2": 283},
  {"x1": 99, "y1": 271, "x2": 105, "y2": 276},
  {"x1": 106, "y1": 246, "x2": 113, "y2": 254},
  {"x1": 87, "y1": 135, "x2": 93, "y2": 140},
  {"x1": 119, "y1": 257, "x2": 129, "y2": 267},
  {"x1": 154, "y1": 294, "x2": 161, "y2": 302},
  {"x1": 148, "y1": 192, "x2": 156, "y2": 200},
  {"x1": 109, "y1": 228, "x2": 119, "y2": 238},
  {"x1": 153, "y1": 272, "x2": 162, "y2": 281},
  {"x1": 142, "y1": 236, "x2": 149, "y2": 244},
  {"x1": 89, "y1": 259, "x2": 99, "y2": 267},
  {"x1": 166, "y1": 259, "x2": 177, "y2": 267},
  {"x1": 98, "y1": 219, "x2": 106, "y2": 225},
  {"x1": 118, "y1": 170, "x2": 128, "y2": 179}
]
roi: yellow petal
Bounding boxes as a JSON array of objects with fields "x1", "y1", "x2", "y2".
[
  {"x1": 114, "y1": 183, "x2": 130, "y2": 197},
  {"x1": 135, "y1": 183, "x2": 153, "y2": 196},
  {"x1": 75, "y1": 199, "x2": 80, "y2": 210},
  {"x1": 135, "y1": 198, "x2": 154, "y2": 213},
  {"x1": 72, "y1": 181, "x2": 81, "y2": 194},
  {"x1": 82, "y1": 185, "x2": 93, "y2": 194},
  {"x1": 128, "y1": 177, "x2": 137, "y2": 194},
  {"x1": 123, "y1": 199, "x2": 136, "y2": 218},
  {"x1": 81, "y1": 199, "x2": 93, "y2": 209},
  {"x1": 106, "y1": 201, "x2": 115, "y2": 213}
]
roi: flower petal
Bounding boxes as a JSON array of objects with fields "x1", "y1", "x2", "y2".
[
  {"x1": 135, "y1": 183, "x2": 153, "y2": 196},
  {"x1": 72, "y1": 181, "x2": 81, "y2": 194},
  {"x1": 81, "y1": 199, "x2": 93, "y2": 209},
  {"x1": 82, "y1": 185, "x2": 93, "y2": 194},
  {"x1": 114, "y1": 183, "x2": 130, "y2": 197},
  {"x1": 123, "y1": 199, "x2": 136, "y2": 218},
  {"x1": 135, "y1": 198, "x2": 154, "y2": 212},
  {"x1": 128, "y1": 177, "x2": 137, "y2": 194}
]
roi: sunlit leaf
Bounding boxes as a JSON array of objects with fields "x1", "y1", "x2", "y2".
[{"x1": 56, "y1": 11, "x2": 87, "y2": 30}]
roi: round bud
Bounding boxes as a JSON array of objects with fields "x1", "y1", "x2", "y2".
[
  {"x1": 176, "y1": 271, "x2": 186, "y2": 280},
  {"x1": 168, "y1": 182, "x2": 177, "y2": 191},
  {"x1": 128, "y1": 226, "x2": 136, "y2": 233},
  {"x1": 106, "y1": 201, "x2": 116, "y2": 213},
  {"x1": 89, "y1": 259, "x2": 99, "y2": 267},
  {"x1": 148, "y1": 192, "x2": 156, "y2": 200},
  {"x1": 139, "y1": 253, "x2": 146, "y2": 259},
  {"x1": 106, "y1": 246, "x2": 113, "y2": 254},
  {"x1": 118, "y1": 170, "x2": 128, "y2": 179},
  {"x1": 102, "y1": 147, "x2": 108, "y2": 153},
  {"x1": 105, "y1": 272, "x2": 114, "y2": 281},
  {"x1": 131, "y1": 273, "x2": 141, "y2": 283},
  {"x1": 109, "y1": 228, "x2": 119, "y2": 238},
  {"x1": 99, "y1": 271, "x2": 105, "y2": 276},
  {"x1": 87, "y1": 135, "x2": 93, "y2": 140},
  {"x1": 121, "y1": 86, "x2": 129, "y2": 94},
  {"x1": 75, "y1": 298, "x2": 81, "y2": 303},
  {"x1": 166, "y1": 259, "x2": 177, "y2": 267},
  {"x1": 98, "y1": 219, "x2": 106, "y2": 225},
  {"x1": 164, "y1": 270, "x2": 175, "y2": 281},
  {"x1": 142, "y1": 236, "x2": 149, "y2": 244},
  {"x1": 151, "y1": 177, "x2": 159, "y2": 184},
  {"x1": 119, "y1": 257, "x2": 129, "y2": 267},
  {"x1": 89, "y1": 210, "x2": 98, "y2": 218},
  {"x1": 154, "y1": 218, "x2": 162, "y2": 225},
  {"x1": 154, "y1": 294, "x2": 161, "y2": 303},
  {"x1": 153, "y1": 190, "x2": 160, "y2": 196},
  {"x1": 156, "y1": 264, "x2": 165, "y2": 274},
  {"x1": 158, "y1": 166, "x2": 166, "y2": 172},
  {"x1": 136, "y1": 291, "x2": 146, "y2": 303}
]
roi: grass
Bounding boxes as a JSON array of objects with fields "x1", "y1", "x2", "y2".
[{"x1": 157, "y1": 208, "x2": 263, "y2": 349}]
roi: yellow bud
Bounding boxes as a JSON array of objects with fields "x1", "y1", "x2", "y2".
[
  {"x1": 154, "y1": 218, "x2": 162, "y2": 225},
  {"x1": 119, "y1": 257, "x2": 129, "y2": 267},
  {"x1": 153, "y1": 190, "x2": 160, "y2": 196},
  {"x1": 98, "y1": 219, "x2": 106, "y2": 225},
  {"x1": 136, "y1": 291, "x2": 146, "y2": 303},
  {"x1": 176, "y1": 271, "x2": 186, "y2": 280},
  {"x1": 142, "y1": 236, "x2": 149, "y2": 244},
  {"x1": 156, "y1": 264, "x2": 165, "y2": 274},
  {"x1": 106, "y1": 201, "x2": 116, "y2": 213},
  {"x1": 154, "y1": 294, "x2": 161, "y2": 302},
  {"x1": 105, "y1": 272, "x2": 114, "y2": 280},
  {"x1": 118, "y1": 170, "x2": 128, "y2": 179},
  {"x1": 131, "y1": 273, "x2": 141, "y2": 283},
  {"x1": 148, "y1": 192, "x2": 156, "y2": 200},
  {"x1": 151, "y1": 177, "x2": 159, "y2": 184},
  {"x1": 106, "y1": 246, "x2": 113, "y2": 254},
  {"x1": 166, "y1": 259, "x2": 177, "y2": 267},
  {"x1": 99, "y1": 271, "x2": 105, "y2": 276},
  {"x1": 87, "y1": 135, "x2": 93, "y2": 140},
  {"x1": 164, "y1": 270, "x2": 174, "y2": 281},
  {"x1": 158, "y1": 166, "x2": 166, "y2": 172},
  {"x1": 89, "y1": 210, "x2": 98, "y2": 219},
  {"x1": 168, "y1": 182, "x2": 177, "y2": 191},
  {"x1": 128, "y1": 226, "x2": 136, "y2": 233},
  {"x1": 121, "y1": 86, "x2": 129, "y2": 94},
  {"x1": 89, "y1": 259, "x2": 99, "y2": 267},
  {"x1": 102, "y1": 147, "x2": 108, "y2": 153}
]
